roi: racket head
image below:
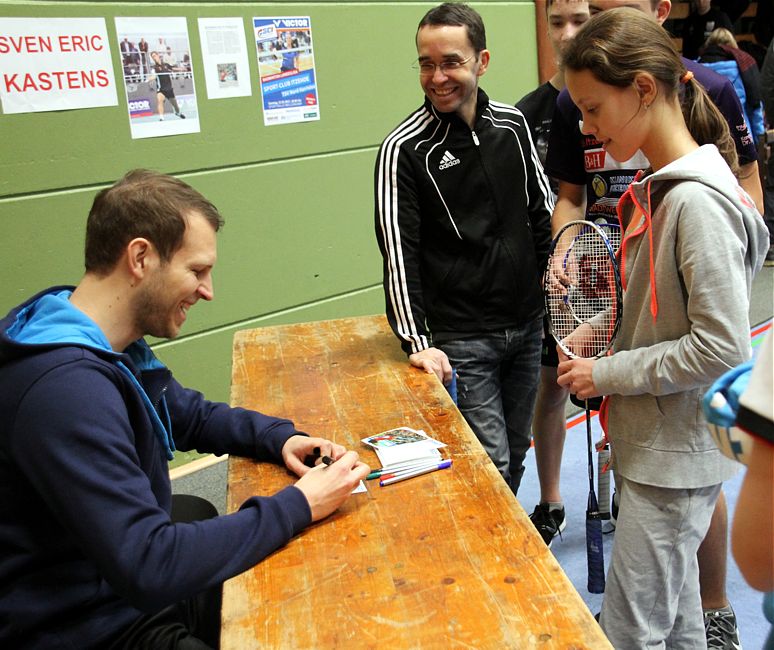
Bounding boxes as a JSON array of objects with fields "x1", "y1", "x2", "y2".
[{"x1": 544, "y1": 220, "x2": 622, "y2": 360}]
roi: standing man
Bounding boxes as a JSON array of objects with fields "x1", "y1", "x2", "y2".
[
  {"x1": 516, "y1": 0, "x2": 590, "y2": 546},
  {"x1": 375, "y1": 2, "x2": 554, "y2": 494},
  {"x1": 149, "y1": 50, "x2": 185, "y2": 120},
  {"x1": 138, "y1": 37, "x2": 149, "y2": 79},
  {"x1": 0, "y1": 169, "x2": 370, "y2": 649},
  {"x1": 543, "y1": 1, "x2": 759, "y2": 647}
]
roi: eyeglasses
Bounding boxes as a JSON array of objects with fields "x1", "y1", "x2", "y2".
[{"x1": 413, "y1": 53, "x2": 476, "y2": 76}]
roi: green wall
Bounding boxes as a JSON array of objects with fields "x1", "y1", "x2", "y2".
[{"x1": 0, "y1": 1, "x2": 539, "y2": 466}]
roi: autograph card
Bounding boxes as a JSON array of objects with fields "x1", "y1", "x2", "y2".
[{"x1": 362, "y1": 427, "x2": 445, "y2": 467}]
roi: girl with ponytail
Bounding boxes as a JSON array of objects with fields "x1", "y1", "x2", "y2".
[{"x1": 556, "y1": 7, "x2": 768, "y2": 648}]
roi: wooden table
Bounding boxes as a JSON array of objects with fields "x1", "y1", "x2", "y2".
[{"x1": 223, "y1": 315, "x2": 610, "y2": 649}]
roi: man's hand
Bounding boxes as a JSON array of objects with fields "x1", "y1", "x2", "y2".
[
  {"x1": 556, "y1": 351, "x2": 600, "y2": 399},
  {"x1": 281, "y1": 435, "x2": 347, "y2": 477},
  {"x1": 294, "y1": 451, "x2": 370, "y2": 521},
  {"x1": 408, "y1": 347, "x2": 453, "y2": 385}
]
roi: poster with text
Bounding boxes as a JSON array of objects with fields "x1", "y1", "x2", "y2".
[
  {"x1": 198, "y1": 17, "x2": 251, "y2": 100},
  {"x1": 115, "y1": 16, "x2": 200, "y2": 139},
  {"x1": 0, "y1": 17, "x2": 117, "y2": 114},
  {"x1": 253, "y1": 16, "x2": 319, "y2": 126}
]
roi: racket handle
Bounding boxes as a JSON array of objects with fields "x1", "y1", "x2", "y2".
[
  {"x1": 597, "y1": 445, "x2": 611, "y2": 520},
  {"x1": 586, "y1": 517, "x2": 606, "y2": 594}
]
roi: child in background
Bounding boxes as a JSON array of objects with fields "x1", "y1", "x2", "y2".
[{"x1": 555, "y1": 8, "x2": 769, "y2": 647}]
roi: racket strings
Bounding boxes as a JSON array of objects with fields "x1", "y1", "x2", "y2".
[{"x1": 546, "y1": 223, "x2": 620, "y2": 359}]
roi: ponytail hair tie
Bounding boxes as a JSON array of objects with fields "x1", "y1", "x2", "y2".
[{"x1": 680, "y1": 70, "x2": 694, "y2": 84}]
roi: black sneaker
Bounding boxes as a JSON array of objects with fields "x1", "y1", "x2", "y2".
[
  {"x1": 704, "y1": 605, "x2": 742, "y2": 649},
  {"x1": 176, "y1": 112, "x2": 186, "y2": 119},
  {"x1": 529, "y1": 503, "x2": 566, "y2": 548}
]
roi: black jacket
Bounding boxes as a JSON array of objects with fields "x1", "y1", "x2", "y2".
[{"x1": 375, "y1": 89, "x2": 553, "y2": 355}]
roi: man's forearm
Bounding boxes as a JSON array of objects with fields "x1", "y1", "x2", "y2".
[{"x1": 552, "y1": 180, "x2": 586, "y2": 235}]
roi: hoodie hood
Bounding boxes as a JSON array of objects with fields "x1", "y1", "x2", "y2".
[
  {"x1": 0, "y1": 286, "x2": 176, "y2": 459},
  {"x1": 617, "y1": 145, "x2": 766, "y2": 320}
]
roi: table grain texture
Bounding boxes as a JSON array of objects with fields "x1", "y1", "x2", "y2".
[{"x1": 222, "y1": 315, "x2": 610, "y2": 650}]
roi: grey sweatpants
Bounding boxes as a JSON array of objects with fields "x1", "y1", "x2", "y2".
[{"x1": 600, "y1": 477, "x2": 721, "y2": 649}]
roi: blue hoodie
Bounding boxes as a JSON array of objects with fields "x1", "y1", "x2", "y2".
[{"x1": 0, "y1": 287, "x2": 312, "y2": 649}]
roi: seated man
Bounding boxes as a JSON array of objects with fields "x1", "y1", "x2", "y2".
[{"x1": 0, "y1": 169, "x2": 369, "y2": 649}]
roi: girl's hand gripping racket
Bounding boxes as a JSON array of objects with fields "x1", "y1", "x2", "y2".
[{"x1": 544, "y1": 220, "x2": 622, "y2": 594}]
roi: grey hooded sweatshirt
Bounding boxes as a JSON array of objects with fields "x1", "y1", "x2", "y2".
[{"x1": 593, "y1": 144, "x2": 768, "y2": 489}]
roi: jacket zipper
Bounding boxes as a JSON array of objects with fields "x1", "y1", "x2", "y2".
[{"x1": 154, "y1": 384, "x2": 168, "y2": 410}]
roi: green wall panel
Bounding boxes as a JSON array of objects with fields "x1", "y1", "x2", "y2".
[
  {"x1": 0, "y1": 2, "x2": 537, "y2": 197},
  {"x1": 154, "y1": 285, "x2": 384, "y2": 406},
  {"x1": 1, "y1": 1, "x2": 539, "y2": 467},
  {"x1": 1, "y1": 152, "x2": 383, "y2": 324}
]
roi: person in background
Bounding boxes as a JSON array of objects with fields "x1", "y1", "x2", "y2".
[
  {"x1": 375, "y1": 2, "x2": 553, "y2": 495},
  {"x1": 0, "y1": 169, "x2": 370, "y2": 649},
  {"x1": 699, "y1": 27, "x2": 765, "y2": 143},
  {"x1": 516, "y1": 0, "x2": 590, "y2": 545},
  {"x1": 703, "y1": 330, "x2": 774, "y2": 647},
  {"x1": 682, "y1": 0, "x2": 735, "y2": 60},
  {"x1": 556, "y1": 9, "x2": 768, "y2": 646},
  {"x1": 544, "y1": 2, "x2": 762, "y2": 647},
  {"x1": 729, "y1": 334, "x2": 773, "y2": 593},
  {"x1": 517, "y1": 0, "x2": 590, "y2": 194},
  {"x1": 761, "y1": 37, "x2": 774, "y2": 265}
]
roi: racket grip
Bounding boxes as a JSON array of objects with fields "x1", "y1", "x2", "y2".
[
  {"x1": 597, "y1": 445, "x2": 611, "y2": 520},
  {"x1": 586, "y1": 517, "x2": 606, "y2": 594}
]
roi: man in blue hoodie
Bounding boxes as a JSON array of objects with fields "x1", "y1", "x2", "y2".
[{"x1": 0, "y1": 169, "x2": 370, "y2": 649}]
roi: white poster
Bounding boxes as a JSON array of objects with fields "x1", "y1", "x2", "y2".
[
  {"x1": 198, "y1": 17, "x2": 251, "y2": 100},
  {"x1": 0, "y1": 17, "x2": 118, "y2": 114},
  {"x1": 253, "y1": 16, "x2": 320, "y2": 126},
  {"x1": 115, "y1": 16, "x2": 200, "y2": 139}
]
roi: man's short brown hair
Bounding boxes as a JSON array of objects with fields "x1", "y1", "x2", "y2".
[{"x1": 84, "y1": 169, "x2": 224, "y2": 275}]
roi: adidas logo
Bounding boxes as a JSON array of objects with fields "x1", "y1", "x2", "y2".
[{"x1": 439, "y1": 150, "x2": 461, "y2": 170}]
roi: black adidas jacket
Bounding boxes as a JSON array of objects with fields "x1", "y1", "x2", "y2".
[{"x1": 374, "y1": 89, "x2": 554, "y2": 355}]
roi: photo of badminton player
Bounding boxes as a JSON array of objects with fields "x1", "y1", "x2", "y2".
[{"x1": 148, "y1": 50, "x2": 185, "y2": 120}]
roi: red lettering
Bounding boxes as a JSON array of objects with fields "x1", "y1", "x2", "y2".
[
  {"x1": 58, "y1": 34, "x2": 103, "y2": 52},
  {"x1": 21, "y1": 72, "x2": 37, "y2": 91},
  {"x1": 38, "y1": 71, "x2": 52, "y2": 91},
  {"x1": 3, "y1": 68, "x2": 112, "y2": 93},
  {"x1": 0, "y1": 34, "x2": 52, "y2": 54},
  {"x1": 584, "y1": 151, "x2": 606, "y2": 172},
  {"x1": 79, "y1": 69, "x2": 94, "y2": 88},
  {"x1": 3, "y1": 73, "x2": 20, "y2": 92}
]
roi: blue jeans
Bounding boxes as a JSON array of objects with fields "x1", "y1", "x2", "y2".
[{"x1": 439, "y1": 317, "x2": 542, "y2": 495}]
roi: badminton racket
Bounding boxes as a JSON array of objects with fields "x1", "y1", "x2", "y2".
[{"x1": 544, "y1": 220, "x2": 622, "y2": 594}]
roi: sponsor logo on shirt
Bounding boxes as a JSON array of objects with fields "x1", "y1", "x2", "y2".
[
  {"x1": 585, "y1": 148, "x2": 606, "y2": 172},
  {"x1": 439, "y1": 150, "x2": 461, "y2": 170}
]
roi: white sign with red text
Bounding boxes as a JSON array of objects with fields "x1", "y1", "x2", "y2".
[{"x1": 0, "y1": 17, "x2": 117, "y2": 114}]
